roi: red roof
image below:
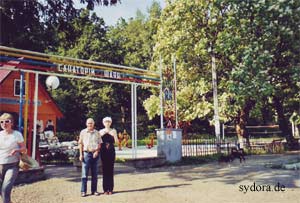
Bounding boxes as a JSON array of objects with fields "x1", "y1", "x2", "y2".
[
  {"x1": 0, "y1": 61, "x2": 20, "y2": 83},
  {"x1": 0, "y1": 60, "x2": 63, "y2": 118}
]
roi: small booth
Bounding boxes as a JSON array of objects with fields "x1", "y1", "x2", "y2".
[{"x1": 156, "y1": 128, "x2": 182, "y2": 162}]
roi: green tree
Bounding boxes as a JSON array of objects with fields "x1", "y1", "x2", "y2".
[
  {"x1": 218, "y1": 0, "x2": 300, "y2": 148},
  {"x1": 0, "y1": 0, "x2": 119, "y2": 51},
  {"x1": 265, "y1": 0, "x2": 300, "y2": 147},
  {"x1": 51, "y1": 2, "x2": 164, "y2": 136},
  {"x1": 144, "y1": 0, "x2": 300, "y2": 148},
  {"x1": 0, "y1": 0, "x2": 46, "y2": 51},
  {"x1": 106, "y1": 2, "x2": 163, "y2": 136},
  {"x1": 49, "y1": 8, "x2": 115, "y2": 131},
  {"x1": 108, "y1": 1, "x2": 163, "y2": 69},
  {"x1": 144, "y1": 0, "x2": 225, "y2": 137}
]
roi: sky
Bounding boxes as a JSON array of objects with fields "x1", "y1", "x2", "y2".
[{"x1": 74, "y1": 0, "x2": 166, "y2": 26}]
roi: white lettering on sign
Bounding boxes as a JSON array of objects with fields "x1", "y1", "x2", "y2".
[
  {"x1": 104, "y1": 70, "x2": 121, "y2": 79},
  {"x1": 57, "y1": 64, "x2": 95, "y2": 75}
]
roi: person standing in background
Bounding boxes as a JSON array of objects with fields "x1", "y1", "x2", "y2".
[
  {"x1": 117, "y1": 132, "x2": 123, "y2": 151},
  {"x1": 44, "y1": 120, "x2": 57, "y2": 144},
  {"x1": 123, "y1": 129, "x2": 129, "y2": 148}
]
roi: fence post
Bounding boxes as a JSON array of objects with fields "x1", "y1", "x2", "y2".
[
  {"x1": 227, "y1": 142, "x2": 230, "y2": 155},
  {"x1": 292, "y1": 121, "x2": 295, "y2": 137},
  {"x1": 222, "y1": 123, "x2": 225, "y2": 140}
]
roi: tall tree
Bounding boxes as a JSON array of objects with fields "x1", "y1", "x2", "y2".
[
  {"x1": 144, "y1": 0, "x2": 300, "y2": 148},
  {"x1": 0, "y1": 0, "x2": 46, "y2": 51},
  {"x1": 0, "y1": 0, "x2": 119, "y2": 51},
  {"x1": 144, "y1": 0, "x2": 226, "y2": 137},
  {"x1": 50, "y1": 8, "x2": 115, "y2": 131},
  {"x1": 266, "y1": 0, "x2": 300, "y2": 147},
  {"x1": 106, "y1": 1, "x2": 163, "y2": 136},
  {"x1": 218, "y1": 0, "x2": 300, "y2": 148}
]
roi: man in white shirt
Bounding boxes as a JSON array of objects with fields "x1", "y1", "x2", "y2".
[{"x1": 78, "y1": 118, "x2": 102, "y2": 197}]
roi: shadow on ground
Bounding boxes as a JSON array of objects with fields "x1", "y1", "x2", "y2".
[
  {"x1": 43, "y1": 153, "x2": 300, "y2": 188},
  {"x1": 166, "y1": 153, "x2": 300, "y2": 188},
  {"x1": 114, "y1": 183, "x2": 191, "y2": 194}
]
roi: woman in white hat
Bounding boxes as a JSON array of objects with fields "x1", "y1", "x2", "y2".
[
  {"x1": 99, "y1": 117, "x2": 118, "y2": 195},
  {"x1": 0, "y1": 113, "x2": 26, "y2": 203}
]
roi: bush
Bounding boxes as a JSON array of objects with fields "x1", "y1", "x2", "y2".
[
  {"x1": 185, "y1": 133, "x2": 215, "y2": 139},
  {"x1": 244, "y1": 148, "x2": 267, "y2": 155},
  {"x1": 121, "y1": 139, "x2": 157, "y2": 147},
  {"x1": 56, "y1": 131, "x2": 78, "y2": 142}
]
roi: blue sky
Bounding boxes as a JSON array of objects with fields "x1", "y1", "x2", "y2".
[{"x1": 74, "y1": 0, "x2": 166, "y2": 26}]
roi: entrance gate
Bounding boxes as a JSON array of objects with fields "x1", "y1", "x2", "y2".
[{"x1": 0, "y1": 46, "x2": 163, "y2": 159}]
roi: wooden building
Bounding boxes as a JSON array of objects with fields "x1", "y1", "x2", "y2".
[{"x1": 0, "y1": 63, "x2": 63, "y2": 133}]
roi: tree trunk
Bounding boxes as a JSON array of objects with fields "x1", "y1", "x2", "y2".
[
  {"x1": 179, "y1": 121, "x2": 190, "y2": 139},
  {"x1": 273, "y1": 96, "x2": 298, "y2": 149},
  {"x1": 235, "y1": 99, "x2": 255, "y2": 148},
  {"x1": 260, "y1": 100, "x2": 270, "y2": 125}
]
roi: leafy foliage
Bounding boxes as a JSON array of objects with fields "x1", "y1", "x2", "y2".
[
  {"x1": 1, "y1": 0, "x2": 299, "y2": 144},
  {"x1": 144, "y1": 0, "x2": 300, "y2": 145}
]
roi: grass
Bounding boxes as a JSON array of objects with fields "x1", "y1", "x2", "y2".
[
  {"x1": 244, "y1": 148, "x2": 268, "y2": 155},
  {"x1": 115, "y1": 157, "x2": 126, "y2": 163},
  {"x1": 116, "y1": 139, "x2": 157, "y2": 147}
]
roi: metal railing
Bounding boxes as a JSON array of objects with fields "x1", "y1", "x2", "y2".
[
  {"x1": 182, "y1": 138, "x2": 286, "y2": 157},
  {"x1": 182, "y1": 139, "x2": 237, "y2": 157}
]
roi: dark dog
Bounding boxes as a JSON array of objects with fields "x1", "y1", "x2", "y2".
[
  {"x1": 230, "y1": 147, "x2": 246, "y2": 163},
  {"x1": 218, "y1": 148, "x2": 246, "y2": 163},
  {"x1": 218, "y1": 154, "x2": 233, "y2": 163}
]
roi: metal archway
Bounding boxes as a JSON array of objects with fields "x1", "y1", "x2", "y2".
[{"x1": 0, "y1": 46, "x2": 163, "y2": 159}]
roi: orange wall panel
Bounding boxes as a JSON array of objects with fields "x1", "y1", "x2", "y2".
[{"x1": 0, "y1": 72, "x2": 63, "y2": 131}]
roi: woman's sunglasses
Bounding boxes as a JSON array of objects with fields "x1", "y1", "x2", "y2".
[{"x1": 0, "y1": 120, "x2": 12, "y2": 124}]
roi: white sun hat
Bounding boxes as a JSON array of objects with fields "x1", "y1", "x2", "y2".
[{"x1": 102, "y1": 117, "x2": 112, "y2": 123}]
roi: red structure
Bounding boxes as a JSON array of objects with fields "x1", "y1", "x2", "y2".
[{"x1": 0, "y1": 63, "x2": 63, "y2": 156}]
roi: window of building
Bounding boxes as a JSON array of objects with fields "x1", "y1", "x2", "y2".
[{"x1": 14, "y1": 79, "x2": 26, "y2": 96}]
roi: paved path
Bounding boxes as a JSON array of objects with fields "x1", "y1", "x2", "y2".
[
  {"x1": 116, "y1": 146, "x2": 157, "y2": 159},
  {"x1": 11, "y1": 153, "x2": 300, "y2": 203}
]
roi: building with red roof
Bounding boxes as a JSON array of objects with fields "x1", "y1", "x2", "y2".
[{"x1": 0, "y1": 62, "x2": 63, "y2": 132}]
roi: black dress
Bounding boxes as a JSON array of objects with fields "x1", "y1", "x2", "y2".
[{"x1": 100, "y1": 133, "x2": 116, "y2": 192}]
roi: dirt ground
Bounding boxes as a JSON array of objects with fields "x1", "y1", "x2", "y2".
[{"x1": 9, "y1": 153, "x2": 300, "y2": 203}]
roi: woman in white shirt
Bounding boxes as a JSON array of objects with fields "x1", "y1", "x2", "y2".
[{"x1": 0, "y1": 113, "x2": 26, "y2": 203}]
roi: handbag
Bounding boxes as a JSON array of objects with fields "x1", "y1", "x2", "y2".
[{"x1": 19, "y1": 153, "x2": 39, "y2": 170}]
